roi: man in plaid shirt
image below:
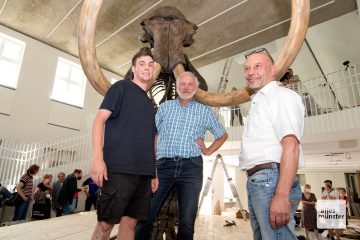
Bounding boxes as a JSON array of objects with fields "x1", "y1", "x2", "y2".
[{"x1": 136, "y1": 71, "x2": 228, "y2": 240}]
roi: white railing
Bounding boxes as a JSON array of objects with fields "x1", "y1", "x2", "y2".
[
  {"x1": 0, "y1": 132, "x2": 92, "y2": 189},
  {"x1": 209, "y1": 63, "x2": 360, "y2": 140}
]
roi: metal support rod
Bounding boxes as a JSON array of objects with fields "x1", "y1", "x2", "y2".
[{"x1": 305, "y1": 38, "x2": 343, "y2": 110}]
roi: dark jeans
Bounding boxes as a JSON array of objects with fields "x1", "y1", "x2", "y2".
[
  {"x1": 85, "y1": 195, "x2": 97, "y2": 211},
  {"x1": 135, "y1": 156, "x2": 203, "y2": 240},
  {"x1": 12, "y1": 199, "x2": 30, "y2": 221},
  {"x1": 55, "y1": 207, "x2": 63, "y2": 217}
]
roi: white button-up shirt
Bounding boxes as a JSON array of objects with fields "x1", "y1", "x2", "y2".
[{"x1": 239, "y1": 81, "x2": 305, "y2": 170}]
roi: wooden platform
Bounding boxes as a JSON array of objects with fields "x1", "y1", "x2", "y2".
[
  {"x1": 2, "y1": 211, "x2": 357, "y2": 240},
  {"x1": 195, "y1": 215, "x2": 252, "y2": 240},
  {"x1": 0, "y1": 212, "x2": 251, "y2": 240},
  {"x1": 0, "y1": 211, "x2": 107, "y2": 240}
]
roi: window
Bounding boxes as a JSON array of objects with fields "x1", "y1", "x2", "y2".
[
  {"x1": 51, "y1": 57, "x2": 87, "y2": 108},
  {"x1": 0, "y1": 32, "x2": 25, "y2": 89}
]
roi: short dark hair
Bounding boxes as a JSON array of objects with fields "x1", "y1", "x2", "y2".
[
  {"x1": 131, "y1": 47, "x2": 153, "y2": 66},
  {"x1": 27, "y1": 164, "x2": 40, "y2": 175},
  {"x1": 324, "y1": 180, "x2": 332, "y2": 185},
  {"x1": 74, "y1": 169, "x2": 82, "y2": 174}
]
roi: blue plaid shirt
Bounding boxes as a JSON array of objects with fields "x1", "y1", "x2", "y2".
[{"x1": 156, "y1": 99, "x2": 226, "y2": 160}]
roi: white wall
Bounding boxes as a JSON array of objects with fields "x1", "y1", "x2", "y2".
[{"x1": 0, "y1": 25, "x2": 120, "y2": 142}]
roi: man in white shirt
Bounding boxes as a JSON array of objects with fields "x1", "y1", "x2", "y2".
[
  {"x1": 239, "y1": 48, "x2": 305, "y2": 240},
  {"x1": 321, "y1": 180, "x2": 339, "y2": 200},
  {"x1": 321, "y1": 180, "x2": 340, "y2": 240}
]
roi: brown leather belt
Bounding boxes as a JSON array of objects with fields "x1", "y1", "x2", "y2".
[{"x1": 246, "y1": 162, "x2": 280, "y2": 177}]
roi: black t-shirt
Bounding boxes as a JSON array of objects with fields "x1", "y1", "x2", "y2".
[
  {"x1": 100, "y1": 79, "x2": 156, "y2": 177},
  {"x1": 37, "y1": 182, "x2": 50, "y2": 192}
]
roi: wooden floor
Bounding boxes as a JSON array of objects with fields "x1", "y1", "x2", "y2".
[
  {"x1": 0, "y1": 211, "x2": 105, "y2": 240},
  {"x1": 0, "y1": 211, "x2": 358, "y2": 240},
  {"x1": 0, "y1": 212, "x2": 251, "y2": 240},
  {"x1": 195, "y1": 215, "x2": 252, "y2": 240}
]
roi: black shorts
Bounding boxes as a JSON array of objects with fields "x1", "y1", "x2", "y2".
[{"x1": 96, "y1": 173, "x2": 152, "y2": 224}]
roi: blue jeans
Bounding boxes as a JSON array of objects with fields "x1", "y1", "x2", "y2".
[
  {"x1": 12, "y1": 199, "x2": 30, "y2": 221},
  {"x1": 63, "y1": 198, "x2": 76, "y2": 214},
  {"x1": 246, "y1": 165, "x2": 301, "y2": 240},
  {"x1": 135, "y1": 156, "x2": 203, "y2": 240}
]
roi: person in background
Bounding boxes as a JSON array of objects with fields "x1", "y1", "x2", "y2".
[
  {"x1": 239, "y1": 48, "x2": 305, "y2": 240},
  {"x1": 82, "y1": 177, "x2": 99, "y2": 211},
  {"x1": 321, "y1": 180, "x2": 340, "y2": 240},
  {"x1": 135, "y1": 71, "x2": 228, "y2": 240},
  {"x1": 339, "y1": 187, "x2": 349, "y2": 227},
  {"x1": 230, "y1": 87, "x2": 244, "y2": 126},
  {"x1": 52, "y1": 172, "x2": 66, "y2": 217},
  {"x1": 32, "y1": 174, "x2": 52, "y2": 219},
  {"x1": 57, "y1": 169, "x2": 83, "y2": 214},
  {"x1": 301, "y1": 184, "x2": 318, "y2": 240},
  {"x1": 0, "y1": 183, "x2": 12, "y2": 199},
  {"x1": 12, "y1": 164, "x2": 40, "y2": 221}
]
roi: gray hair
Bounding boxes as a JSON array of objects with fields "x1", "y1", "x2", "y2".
[{"x1": 176, "y1": 71, "x2": 200, "y2": 88}]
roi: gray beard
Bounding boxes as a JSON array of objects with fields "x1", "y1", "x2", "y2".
[{"x1": 177, "y1": 91, "x2": 196, "y2": 100}]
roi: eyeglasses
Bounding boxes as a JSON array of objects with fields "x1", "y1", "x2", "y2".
[{"x1": 245, "y1": 48, "x2": 274, "y2": 63}]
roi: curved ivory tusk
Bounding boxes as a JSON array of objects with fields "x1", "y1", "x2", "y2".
[
  {"x1": 274, "y1": 0, "x2": 310, "y2": 80},
  {"x1": 174, "y1": 63, "x2": 254, "y2": 107},
  {"x1": 173, "y1": 63, "x2": 185, "y2": 79},
  {"x1": 195, "y1": 0, "x2": 310, "y2": 107},
  {"x1": 79, "y1": 0, "x2": 309, "y2": 104},
  {"x1": 78, "y1": 0, "x2": 110, "y2": 96},
  {"x1": 146, "y1": 62, "x2": 162, "y2": 91},
  {"x1": 195, "y1": 88, "x2": 254, "y2": 107},
  {"x1": 78, "y1": 0, "x2": 161, "y2": 96}
]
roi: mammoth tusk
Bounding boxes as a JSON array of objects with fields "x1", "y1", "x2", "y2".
[
  {"x1": 146, "y1": 62, "x2": 162, "y2": 91},
  {"x1": 195, "y1": 0, "x2": 310, "y2": 107},
  {"x1": 196, "y1": 88, "x2": 254, "y2": 107},
  {"x1": 78, "y1": 0, "x2": 110, "y2": 96},
  {"x1": 174, "y1": 63, "x2": 254, "y2": 107},
  {"x1": 78, "y1": 0, "x2": 161, "y2": 96},
  {"x1": 274, "y1": 0, "x2": 310, "y2": 80},
  {"x1": 79, "y1": 0, "x2": 309, "y2": 104},
  {"x1": 173, "y1": 63, "x2": 185, "y2": 79}
]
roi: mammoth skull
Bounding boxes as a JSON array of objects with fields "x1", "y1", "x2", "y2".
[
  {"x1": 139, "y1": 6, "x2": 197, "y2": 74},
  {"x1": 78, "y1": 0, "x2": 310, "y2": 107}
]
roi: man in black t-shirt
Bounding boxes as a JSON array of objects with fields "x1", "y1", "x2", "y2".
[{"x1": 90, "y1": 47, "x2": 157, "y2": 240}]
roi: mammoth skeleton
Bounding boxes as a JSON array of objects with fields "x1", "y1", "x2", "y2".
[{"x1": 78, "y1": 0, "x2": 310, "y2": 107}]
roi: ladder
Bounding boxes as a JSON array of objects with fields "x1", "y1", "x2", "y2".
[
  {"x1": 198, "y1": 154, "x2": 247, "y2": 220},
  {"x1": 216, "y1": 57, "x2": 233, "y2": 93}
]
